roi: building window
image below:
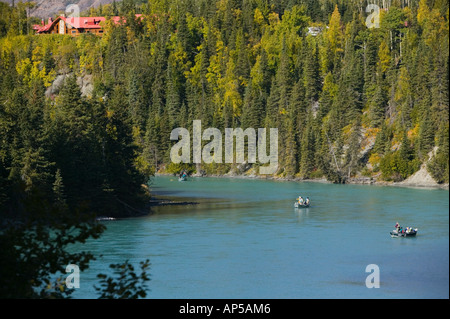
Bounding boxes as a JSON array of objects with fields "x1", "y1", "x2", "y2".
[{"x1": 72, "y1": 30, "x2": 76, "y2": 34}]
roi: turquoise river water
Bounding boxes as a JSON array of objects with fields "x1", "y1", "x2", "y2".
[{"x1": 71, "y1": 175, "x2": 449, "y2": 299}]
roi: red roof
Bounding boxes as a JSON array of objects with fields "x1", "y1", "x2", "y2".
[
  {"x1": 62, "y1": 16, "x2": 106, "y2": 29},
  {"x1": 33, "y1": 14, "x2": 143, "y2": 34},
  {"x1": 33, "y1": 18, "x2": 54, "y2": 33}
]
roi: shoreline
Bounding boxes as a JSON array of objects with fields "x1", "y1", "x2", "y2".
[
  {"x1": 104, "y1": 172, "x2": 447, "y2": 219},
  {"x1": 154, "y1": 172, "x2": 449, "y2": 190},
  {"x1": 149, "y1": 198, "x2": 199, "y2": 207}
]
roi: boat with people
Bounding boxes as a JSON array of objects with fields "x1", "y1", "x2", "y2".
[
  {"x1": 178, "y1": 170, "x2": 188, "y2": 182},
  {"x1": 390, "y1": 222, "x2": 418, "y2": 237},
  {"x1": 294, "y1": 195, "x2": 310, "y2": 208}
]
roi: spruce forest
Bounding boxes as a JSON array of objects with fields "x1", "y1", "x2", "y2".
[{"x1": 0, "y1": 0, "x2": 449, "y2": 220}]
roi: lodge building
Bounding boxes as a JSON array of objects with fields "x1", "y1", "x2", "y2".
[{"x1": 33, "y1": 15, "x2": 142, "y2": 36}]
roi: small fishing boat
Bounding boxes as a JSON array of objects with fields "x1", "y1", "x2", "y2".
[
  {"x1": 390, "y1": 228, "x2": 418, "y2": 238},
  {"x1": 294, "y1": 195, "x2": 310, "y2": 208}
]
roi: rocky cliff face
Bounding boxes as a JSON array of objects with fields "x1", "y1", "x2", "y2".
[
  {"x1": 399, "y1": 147, "x2": 442, "y2": 188},
  {"x1": 4, "y1": 0, "x2": 115, "y2": 18}
]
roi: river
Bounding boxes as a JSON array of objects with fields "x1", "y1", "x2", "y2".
[{"x1": 71, "y1": 175, "x2": 449, "y2": 299}]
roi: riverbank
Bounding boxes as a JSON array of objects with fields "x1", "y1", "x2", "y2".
[
  {"x1": 154, "y1": 170, "x2": 449, "y2": 190},
  {"x1": 149, "y1": 198, "x2": 199, "y2": 207}
]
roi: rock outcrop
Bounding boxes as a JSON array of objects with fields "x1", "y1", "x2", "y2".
[{"x1": 399, "y1": 147, "x2": 440, "y2": 187}]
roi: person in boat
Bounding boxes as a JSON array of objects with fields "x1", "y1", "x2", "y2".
[
  {"x1": 299, "y1": 196, "x2": 304, "y2": 205},
  {"x1": 305, "y1": 197, "x2": 310, "y2": 205}
]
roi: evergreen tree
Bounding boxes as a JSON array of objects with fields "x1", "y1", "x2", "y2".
[
  {"x1": 427, "y1": 123, "x2": 449, "y2": 183},
  {"x1": 53, "y1": 168, "x2": 67, "y2": 209},
  {"x1": 417, "y1": 108, "x2": 435, "y2": 158},
  {"x1": 373, "y1": 122, "x2": 391, "y2": 156},
  {"x1": 370, "y1": 78, "x2": 387, "y2": 126},
  {"x1": 299, "y1": 112, "x2": 316, "y2": 178},
  {"x1": 304, "y1": 41, "x2": 321, "y2": 106},
  {"x1": 127, "y1": 70, "x2": 147, "y2": 131}
]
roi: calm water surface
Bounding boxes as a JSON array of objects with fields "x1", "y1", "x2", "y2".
[{"x1": 72, "y1": 176, "x2": 449, "y2": 299}]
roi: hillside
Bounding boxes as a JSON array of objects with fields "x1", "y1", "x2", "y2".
[{"x1": 0, "y1": 0, "x2": 448, "y2": 220}]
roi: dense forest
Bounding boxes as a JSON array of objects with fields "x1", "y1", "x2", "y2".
[
  {"x1": 0, "y1": 0, "x2": 448, "y2": 298},
  {"x1": 1, "y1": 0, "x2": 449, "y2": 216}
]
